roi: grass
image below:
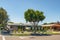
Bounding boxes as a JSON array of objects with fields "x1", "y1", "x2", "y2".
[
  {"x1": 10, "y1": 31, "x2": 60, "y2": 36},
  {"x1": 43, "y1": 31, "x2": 60, "y2": 35},
  {"x1": 11, "y1": 31, "x2": 32, "y2": 36},
  {"x1": 11, "y1": 34, "x2": 31, "y2": 36},
  {"x1": 51, "y1": 31, "x2": 60, "y2": 35}
]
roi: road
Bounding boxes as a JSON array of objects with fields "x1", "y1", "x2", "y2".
[{"x1": 0, "y1": 35, "x2": 60, "y2": 40}]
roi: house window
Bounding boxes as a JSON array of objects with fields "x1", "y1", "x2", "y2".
[{"x1": 10, "y1": 26, "x2": 13, "y2": 28}]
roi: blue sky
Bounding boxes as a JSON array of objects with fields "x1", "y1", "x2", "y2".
[{"x1": 0, "y1": 0, "x2": 60, "y2": 24}]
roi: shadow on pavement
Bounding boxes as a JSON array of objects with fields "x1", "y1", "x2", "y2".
[
  {"x1": 1, "y1": 30, "x2": 11, "y2": 36},
  {"x1": 31, "y1": 33, "x2": 52, "y2": 36}
]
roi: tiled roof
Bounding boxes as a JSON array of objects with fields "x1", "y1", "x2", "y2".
[{"x1": 52, "y1": 24, "x2": 60, "y2": 27}]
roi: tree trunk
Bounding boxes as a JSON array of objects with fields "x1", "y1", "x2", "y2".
[{"x1": 33, "y1": 22, "x2": 37, "y2": 34}]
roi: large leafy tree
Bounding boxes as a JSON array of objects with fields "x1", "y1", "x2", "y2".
[
  {"x1": 0, "y1": 7, "x2": 9, "y2": 28},
  {"x1": 24, "y1": 9, "x2": 45, "y2": 33}
]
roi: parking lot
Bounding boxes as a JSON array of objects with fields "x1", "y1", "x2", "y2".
[{"x1": 0, "y1": 35, "x2": 60, "y2": 40}]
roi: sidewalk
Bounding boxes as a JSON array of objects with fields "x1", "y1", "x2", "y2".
[
  {"x1": 0, "y1": 35, "x2": 2, "y2": 40},
  {"x1": 0, "y1": 35, "x2": 60, "y2": 40}
]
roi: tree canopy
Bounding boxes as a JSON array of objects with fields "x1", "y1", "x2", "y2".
[
  {"x1": 24, "y1": 9, "x2": 45, "y2": 33},
  {"x1": 24, "y1": 9, "x2": 45, "y2": 23},
  {"x1": 0, "y1": 7, "x2": 9, "y2": 27}
]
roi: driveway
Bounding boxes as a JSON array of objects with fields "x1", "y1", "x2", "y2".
[
  {"x1": 0, "y1": 35, "x2": 60, "y2": 40},
  {"x1": 0, "y1": 35, "x2": 2, "y2": 40}
]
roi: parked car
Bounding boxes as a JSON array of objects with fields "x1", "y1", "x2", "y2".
[{"x1": 1, "y1": 29, "x2": 10, "y2": 35}]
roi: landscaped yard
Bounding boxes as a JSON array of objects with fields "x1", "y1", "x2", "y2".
[{"x1": 10, "y1": 31, "x2": 60, "y2": 36}]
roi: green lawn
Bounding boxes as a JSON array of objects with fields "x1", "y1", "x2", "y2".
[
  {"x1": 1, "y1": 29, "x2": 60, "y2": 36},
  {"x1": 11, "y1": 31, "x2": 60, "y2": 36}
]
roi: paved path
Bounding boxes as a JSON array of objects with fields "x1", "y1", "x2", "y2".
[
  {"x1": 0, "y1": 35, "x2": 2, "y2": 40},
  {"x1": 0, "y1": 35, "x2": 60, "y2": 40}
]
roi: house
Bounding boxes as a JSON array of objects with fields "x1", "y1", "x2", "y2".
[
  {"x1": 41, "y1": 22, "x2": 60, "y2": 31},
  {"x1": 7, "y1": 23, "x2": 33, "y2": 31},
  {"x1": 6, "y1": 22, "x2": 60, "y2": 32},
  {"x1": 7, "y1": 23, "x2": 42, "y2": 32}
]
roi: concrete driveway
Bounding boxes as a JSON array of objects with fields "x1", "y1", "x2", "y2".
[
  {"x1": 0, "y1": 35, "x2": 60, "y2": 40},
  {"x1": 0, "y1": 35, "x2": 2, "y2": 40}
]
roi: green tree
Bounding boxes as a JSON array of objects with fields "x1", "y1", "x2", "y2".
[
  {"x1": 8, "y1": 22, "x2": 14, "y2": 24},
  {"x1": 0, "y1": 7, "x2": 9, "y2": 29},
  {"x1": 24, "y1": 9, "x2": 45, "y2": 33},
  {"x1": 43, "y1": 23, "x2": 48, "y2": 25}
]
